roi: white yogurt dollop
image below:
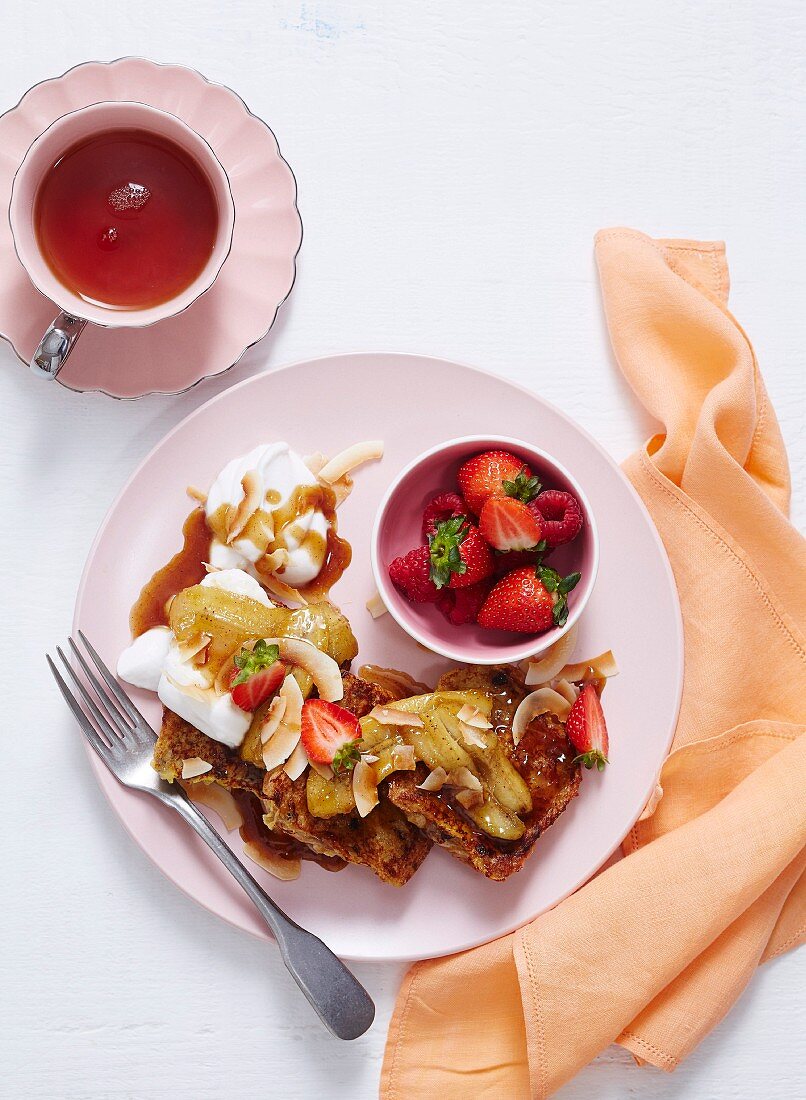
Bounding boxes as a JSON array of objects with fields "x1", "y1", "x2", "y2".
[
  {"x1": 200, "y1": 567, "x2": 273, "y2": 606},
  {"x1": 116, "y1": 568, "x2": 270, "y2": 748},
  {"x1": 205, "y1": 442, "x2": 330, "y2": 588},
  {"x1": 116, "y1": 625, "x2": 171, "y2": 692}
]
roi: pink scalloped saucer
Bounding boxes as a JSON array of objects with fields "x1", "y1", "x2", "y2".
[{"x1": 0, "y1": 58, "x2": 302, "y2": 397}]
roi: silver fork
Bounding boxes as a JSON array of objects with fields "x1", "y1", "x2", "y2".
[{"x1": 47, "y1": 631, "x2": 375, "y2": 1040}]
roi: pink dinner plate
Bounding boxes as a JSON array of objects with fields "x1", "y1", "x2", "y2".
[
  {"x1": 74, "y1": 353, "x2": 683, "y2": 961},
  {"x1": 0, "y1": 58, "x2": 301, "y2": 397}
]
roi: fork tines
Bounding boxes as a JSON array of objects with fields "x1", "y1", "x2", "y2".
[{"x1": 47, "y1": 632, "x2": 153, "y2": 771}]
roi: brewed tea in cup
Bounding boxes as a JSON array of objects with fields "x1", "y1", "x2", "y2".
[{"x1": 9, "y1": 101, "x2": 234, "y2": 380}]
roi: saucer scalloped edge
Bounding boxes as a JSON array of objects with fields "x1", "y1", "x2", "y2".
[{"x1": 0, "y1": 58, "x2": 302, "y2": 397}]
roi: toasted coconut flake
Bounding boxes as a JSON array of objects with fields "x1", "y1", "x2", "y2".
[
  {"x1": 318, "y1": 440, "x2": 384, "y2": 484},
  {"x1": 182, "y1": 781, "x2": 244, "y2": 831},
  {"x1": 512, "y1": 688, "x2": 572, "y2": 745},
  {"x1": 390, "y1": 744, "x2": 416, "y2": 771},
  {"x1": 639, "y1": 783, "x2": 664, "y2": 821},
  {"x1": 260, "y1": 696, "x2": 288, "y2": 744},
  {"x1": 242, "y1": 840, "x2": 301, "y2": 881},
  {"x1": 365, "y1": 589, "x2": 388, "y2": 619},
  {"x1": 369, "y1": 706, "x2": 425, "y2": 728},
  {"x1": 417, "y1": 766, "x2": 448, "y2": 791},
  {"x1": 456, "y1": 788, "x2": 484, "y2": 810},
  {"x1": 186, "y1": 485, "x2": 207, "y2": 505},
  {"x1": 302, "y1": 451, "x2": 328, "y2": 476},
  {"x1": 455, "y1": 704, "x2": 493, "y2": 729},
  {"x1": 446, "y1": 766, "x2": 483, "y2": 792},
  {"x1": 558, "y1": 650, "x2": 620, "y2": 684},
  {"x1": 225, "y1": 470, "x2": 262, "y2": 544},
  {"x1": 213, "y1": 655, "x2": 237, "y2": 696},
  {"x1": 261, "y1": 547, "x2": 290, "y2": 574},
  {"x1": 277, "y1": 675, "x2": 303, "y2": 733},
  {"x1": 181, "y1": 757, "x2": 213, "y2": 779},
  {"x1": 283, "y1": 741, "x2": 309, "y2": 780},
  {"x1": 361, "y1": 752, "x2": 380, "y2": 764},
  {"x1": 252, "y1": 638, "x2": 342, "y2": 701},
  {"x1": 358, "y1": 664, "x2": 432, "y2": 700},
  {"x1": 177, "y1": 632, "x2": 212, "y2": 666},
  {"x1": 309, "y1": 759, "x2": 334, "y2": 780},
  {"x1": 458, "y1": 721, "x2": 488, "y2": 749},
  {"x1": 553, "y1": 678, "x2": 580, "y2": 706},
  {"x1": 525, "y1": 623, "x2": 579, "y2": 686},
  {"x1": 352, "y1": 759, "x2": 380, "y2": 817},
  {"x1": 259, "y1": 573, "x2": 308, "y2": 607},
  {"x1": 262, "y1": 720, "x2": 302, "y2": 772},
  {"x1": 330, "y1": 473, "x2": 354, "y2": 508}
]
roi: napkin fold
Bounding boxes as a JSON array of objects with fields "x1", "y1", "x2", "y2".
[{"x1": 381, "y1": 229, "x2": 806, "y2": 1099}]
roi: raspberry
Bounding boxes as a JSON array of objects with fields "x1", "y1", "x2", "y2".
[
  {"x1": 422, "y1": 491, "x2": 466, "y2": 541},
  {"x1": 492, "y1": 547, "x2": 544, "y2": 575},
  {"x1": 389, "y1": 546, "x2": 440, "y2": 603},
  {"x1": 530, "y1": 490, "x2": 584, "y2": 547},
  {"x1": 435, "y1": 589, "x2": 457, "y2": 618},
  {"x1": 441, "y1": 580, "x2": 491, "y2": 625}
]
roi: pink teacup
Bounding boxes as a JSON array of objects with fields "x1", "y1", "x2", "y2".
[
  {"x1": 9, "y1": 100, "x2": 235, "y2": 380},
  {"x1": 372, "y1": 435, "x2": 599, "y2": 665}
]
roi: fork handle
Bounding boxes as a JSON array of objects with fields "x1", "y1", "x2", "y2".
[{"x1": 164, "y1": 790, "x2": 375, "y2": 1039}]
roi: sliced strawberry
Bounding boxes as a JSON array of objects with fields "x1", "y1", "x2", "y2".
[
  {"x1": 479, "y1": 496, "x2": 543, "y2": 552},
  {"x1": 428, "y1": 515, "x2": 494, "y2": 589},
  {"x1": 421, "y1": 491, "x2": 467, "y2": 541},
  {"x1": 300, "y1": 699, "x2": 362, "y2": 772},
  {"x1": 477, "y1": 567, "x2": 556, "y2": 633},
  {"x1": 230, "y1": 660, "x2": 286, "y2": 712},
  {"x1": 565, "y1": 684, "x2": 609, "y2": 770},
  {"x1": 457, "y1": 451, "x2": 537, "y2": 515}
]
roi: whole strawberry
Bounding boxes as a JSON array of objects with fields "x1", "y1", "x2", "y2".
[
  {"x1": 565, "y1": 684, "x2": 609, "y2": 770},
  {"x1": 477, "y1": 564, "x2": 581, "y2": 633},
  {"x1": 428, "y1": 515, "x2": 494, "y2": 590},
  {"x1": 389, "y1": 545, "x2": 440, "y2": 603},
  {"x1": 421, "y1": 491, "x2": 467, "y2": 541},
  {"x1": 457, "y1": 451, "x2": 541, "y2": 516},
  {"x1": 530, "y1": 490, "x2": 584, "y2": 547},
  {"x1": 477, "y1": 567, "x2": 556, "y2": 633}
]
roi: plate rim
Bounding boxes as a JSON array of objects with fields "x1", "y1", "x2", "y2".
[{"x1": 73, "y1": 351, "x2": 684, "y2": 961}]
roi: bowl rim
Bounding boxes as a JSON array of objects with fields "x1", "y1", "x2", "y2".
[{"x1": 371, "y1": 433, "x2": 600, "y2": 664}]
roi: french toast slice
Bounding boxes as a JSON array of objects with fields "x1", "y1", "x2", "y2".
[
  {"x1": 260, "y1": 670, "x2": 432, "y2": 887},
  {"x1": 262, "y1": 770, "x2": 431, "y2": 887},
  {"x1": 152, "y1": 670, "x2": 431, "y2": 885},
  {"x1": 384, "y1": 665, "x2": 581, "y2": 880}
]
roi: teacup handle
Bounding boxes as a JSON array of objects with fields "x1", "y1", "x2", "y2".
[{"x1": 30, "y1": 312, "x2": 87, "y2": 380}]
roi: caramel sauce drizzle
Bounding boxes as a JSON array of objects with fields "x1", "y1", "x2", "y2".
[
  {"x1": 129, "y1": 481, "x2": 351, "y2": 641},
  {"x1": 130, "y1": 509, "x2": 211, "y2": 637}
]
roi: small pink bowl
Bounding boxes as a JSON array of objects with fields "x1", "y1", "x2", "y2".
[{"x1": 371, "y1": 435, "x2": 599, "y2": 665}]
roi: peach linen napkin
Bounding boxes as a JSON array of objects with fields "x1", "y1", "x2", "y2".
[{"x1": 381, "y1": 228, "x2": 806, "y2": 1099}]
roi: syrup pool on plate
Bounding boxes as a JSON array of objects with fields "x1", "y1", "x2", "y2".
[{"x1": 33, "y1": 127, "x2": 219, "y2": 310}]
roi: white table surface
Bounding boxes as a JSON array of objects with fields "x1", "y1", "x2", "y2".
[{"x1": 1, "y1": 4, "x2": 803, "y2": 1098}]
